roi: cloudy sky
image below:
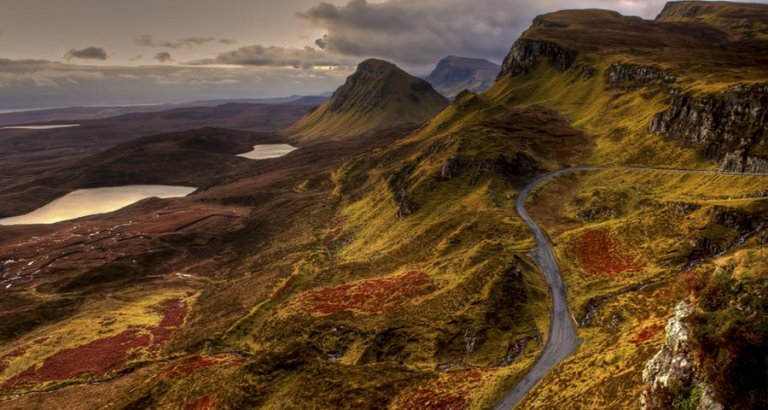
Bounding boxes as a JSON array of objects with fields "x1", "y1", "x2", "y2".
[{"x1": 1, "y1": 0, "x2": 766, "y2": 109}]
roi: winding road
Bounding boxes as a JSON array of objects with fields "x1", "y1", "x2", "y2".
[{"x1": 491, "y1": 166, "x2": 768, "y2": 410}]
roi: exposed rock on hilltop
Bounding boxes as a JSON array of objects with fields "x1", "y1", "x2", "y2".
[
  {"x1": 641, "y1": 300, "x2": 697, "y2": 408},
  {"x1": 286, "y1": 59, "x2": 449, "y2": 141},
  {"x1": 498, "y1": 38, "x2": 577, "y2": 79},
  {"x1": 425, "y1": 56, "x2": 500, "y2": 97},
  {"x1": 641, "y1": 300, "x2": 724, "y2": 410},
  {"x1": 650, "y1": 83, "x2": 768, "y2": 173},
  {"x1": 491, "y1": 2, "x2": 768, "y2": 172}
]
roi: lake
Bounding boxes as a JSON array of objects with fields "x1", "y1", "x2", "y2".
[
  {"x1": 238, "y1": 144, "x2": 297, "y2": 160},
  {"x1": 0, "y1": 185, "x2": 196, "y2": 225},
  {"x1": 1, "y1": 124, "x2": 81, "y2": 130}
]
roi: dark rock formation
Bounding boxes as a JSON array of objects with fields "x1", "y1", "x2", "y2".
[
  {"x1": 497, "y1": 38, "x2": 577, "y2": 79},
  {"x1": 650, "y1": 83, "x2": 768, "y2": 173},
  {"x1": 388, "y1": 162, "x2": 418, "y2": 219},
  {"x1": 605, "y1": 62, "x2": 678, "y2": 86}
]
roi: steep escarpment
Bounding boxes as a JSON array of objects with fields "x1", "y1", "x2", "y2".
[
  {"x1": 489, "y1": 3, "x2": 768, "y2": 172},
  {"x1": 286, "y1": 59, "x2": 449, "y2": 142},
  {"x1": 650, "y1": 83, "x2": 768, "y2": 172},
  {"x1": 497, "y1": 38, "x2": 576, "y2": 79}
]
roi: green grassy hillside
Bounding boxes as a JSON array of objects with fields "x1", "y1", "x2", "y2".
[{"x1": 1, "y1": 2, "x2": 767, "y2": 410}]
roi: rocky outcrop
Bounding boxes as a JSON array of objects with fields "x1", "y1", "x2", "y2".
[
  {"x1": 641, "y1": 300, "x2": 724, "y2": 410},
  {"x1": 641, "y1": 300, "x2": 696, "y2": 408},
  {"x1": 649, "y1": 83, "x2": 768, "y2": 173},
  {"x1": 605, "y1": 62, "x2": 678, "y2": 87},
  {"x1": 497, "y1": 38, "x2": 577, "y2": 79},
  {"x1": 388, "y1": 162, "x2": 418, "y2": 219}
]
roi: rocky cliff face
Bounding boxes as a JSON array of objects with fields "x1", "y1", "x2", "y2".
[
  {"x1": 650, "y1": 83, "x2": 768, "y2": 173},
  {"x1": 605, "y1": 63, "x2": 679, "y2": 87},
  {"x1": 641, "y1": 300, "x2": 724, "y2": 410},
  {"x1": 497, "y1": 38, "x2": 577, "y2": 79}
]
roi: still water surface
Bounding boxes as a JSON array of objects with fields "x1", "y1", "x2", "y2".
[{"x1": 0, "y1": 185, "x2": 196, "y2": 225}]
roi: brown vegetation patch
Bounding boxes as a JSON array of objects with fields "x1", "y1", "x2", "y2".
[
  {"x1": 0, "y1": 298, "x2": 189, "y2": 389},
  {"x1": 569, "y1": 229, "x2": 644, "y2": 278},
  {"x1": 187, "y1": 395, "x2": 218, "y2": 410},
  {"x1": 149, "y1": 298, "x2": 188, "y2": 353},
  {"x1": 298, "y1": 271, "x2": 431, "y2": 314},
  {"x1": 394, "y1": 370, "x2": 488, "y2": 410},
  {"x1": 162, "y1": 355, "x2": 244, "y2": 379},
  {"x1": 323, "y1": 215, "x2": 349, "y2": 247},
  {"x1": 628, "y1": 323, "x2": 664, "y2": 344},
  {"x1": 1, "y1": 329, "x2": 151, "y2": 389}
]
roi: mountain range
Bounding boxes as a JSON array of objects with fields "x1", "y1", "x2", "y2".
[
  {"x1": 0, "y1": 2, "x2": 766, "y2": 410},
  {"x1": 425, "y1": 56, "x2": 501, "y2": 98}
]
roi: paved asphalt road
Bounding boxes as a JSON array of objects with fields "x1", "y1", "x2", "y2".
[{"x1": 491, "y1": 166, "x2": 768, "y2": 410}]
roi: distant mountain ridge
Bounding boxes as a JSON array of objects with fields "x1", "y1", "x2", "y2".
[
  {"x1": 425, "y1": 56, "x2": 500, "y2": 97},
  {"x1": 286, "y1": 59, "x2": 449, "y2": 141}
]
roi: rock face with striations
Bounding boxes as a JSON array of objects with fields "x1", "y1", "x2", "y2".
[
  {"x1": 286, "y1": 59, "x2": 449, "y2": 142},
  {"x1": 650, "y1": 83, "x2": 768, "y2": 173},
  {"x1": 497, "y1": 38, "x2": 576, "y2": 80},
  {"x1": 641, "y1": 300, "x2": 724, "y2": 410}
]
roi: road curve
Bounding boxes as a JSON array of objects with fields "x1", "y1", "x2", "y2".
[{"x1": 491, "y1": 166, "x2": 768, "y2": 410}]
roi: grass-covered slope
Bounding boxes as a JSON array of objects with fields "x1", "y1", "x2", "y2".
[
  {"x1": 513, "y1": 168, "x2": 768, "y2": 409},
  {"x1": 486, "y1": 2, "x2": 768, "y2": 172},
  {"x1": 286, "y1": 59, "x2": 450, "y2": 142},
  {"x1": 2, "y1": 2, "x2": 767, "y2": 410}
]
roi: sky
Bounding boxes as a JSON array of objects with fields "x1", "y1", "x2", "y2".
[{"x1": 1, "y1": 0, "x2": 767, "y2": 109}]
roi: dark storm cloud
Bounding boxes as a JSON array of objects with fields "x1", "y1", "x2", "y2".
[
  {"x1": 133, "y1": 34, "x2": 218, "y2": 49},
  {"x1": 196, "y1": 44, "x2": 354, "y2": 69},
  {"x1": 63, "y1": 46, "x2": 109, "y2": 61},
  {"x1": 294, "y1": 0, "x2": 686, "y2": 66},
  {"x1": 154, "y1": 52, "x2": 173, "y2": 63}
]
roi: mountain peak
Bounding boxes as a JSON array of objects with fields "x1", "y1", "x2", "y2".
[
  {"x1": 426, "y1": 56, "x2": 500, "y2": 98},
  {"x1": 286, "y1": 59, "x2": 449, "y2": 141}
]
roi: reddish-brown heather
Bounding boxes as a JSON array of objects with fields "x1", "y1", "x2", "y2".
[
  {"x1": 149, "y1": 298, "x2": 189, "y2": 354},
  {"x1": 162, "y1": 355, "x2": 244, "y2": 379},
  {"x1": 628, "y1": 323, "x2": 665, "y2": 344},
  {"x1": 187, "y1": 395, "x2": 218, "y2": 410},
  {"x1": 570, "y1": 229, "x2": 645, "y2": 278},
  {"x1": 323, "y1": 216, "x2": 349, "y2": 247},
  {"x1": 0, "y1": 297, "x2": 190, "y2": 389},
  {"x1": 396, "y1": 370, "x2": 487, "y2": 410},
  {"x1": 299, "y1": 271, "x2": 430, "y2": 314},
  {"x1": 1, "y1": 330, "x2": 150, "y2": 389}
]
